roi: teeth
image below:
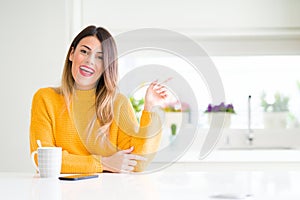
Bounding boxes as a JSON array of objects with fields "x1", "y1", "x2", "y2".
[{"x1": 80, "y1": 66, "x2": 94, "y2": 73}]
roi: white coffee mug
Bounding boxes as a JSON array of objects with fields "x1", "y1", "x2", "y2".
[{"x1": 31, "y1": 147, "x2": 62, "y2": 178}]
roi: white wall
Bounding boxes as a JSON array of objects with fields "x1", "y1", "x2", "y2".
[
  {"x1": 0, "y1": 0, "x2": 68, "y2": 172},
  {"x1": 81, "y1": 0, "x2": 300, "y2": 55},
  {"x1": 83, "y1": 0, "x2": 300, "y2": 30}
]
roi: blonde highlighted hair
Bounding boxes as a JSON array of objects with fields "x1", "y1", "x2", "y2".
[{"x1": 61, "y1": 25, "x2": 118, "y2": 133}]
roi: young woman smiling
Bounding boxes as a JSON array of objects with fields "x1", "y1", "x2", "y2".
[{"x1": 30, "y1": 26, "x2": 167, "y2": 173}]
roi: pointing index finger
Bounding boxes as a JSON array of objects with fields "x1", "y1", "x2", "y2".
[{"x1": 159, "y1": 77, "x2": 173, "y2": 85}]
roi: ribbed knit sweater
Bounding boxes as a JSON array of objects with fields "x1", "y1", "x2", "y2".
[{"x1": 30, "y1": 88, "x2": 162, "y2": 173}]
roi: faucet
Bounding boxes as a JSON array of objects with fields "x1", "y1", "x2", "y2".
[{"x1": 247, "y1": 95, "x2": 254, "y2": 145}]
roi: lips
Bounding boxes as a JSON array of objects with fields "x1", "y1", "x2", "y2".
[{"x1": 79, "y1": 65, "x2": 95, "y2": 77}]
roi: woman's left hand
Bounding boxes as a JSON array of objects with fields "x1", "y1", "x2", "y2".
[{"x1": 144, "y1": 79, "x2": 170, "y2": 111}]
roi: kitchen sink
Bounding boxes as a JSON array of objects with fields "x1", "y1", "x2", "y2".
[{"x1": 214, "y1": 129, "x2": 300, "y2": 150}]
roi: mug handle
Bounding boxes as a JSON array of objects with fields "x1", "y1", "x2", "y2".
[{"x1": 31, "y1": 151, "x2": 39, "y2": 172}]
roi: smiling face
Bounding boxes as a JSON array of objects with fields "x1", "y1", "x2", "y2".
[{"x1": 69, "y1": 36, "x2": 104, "y2": 90}]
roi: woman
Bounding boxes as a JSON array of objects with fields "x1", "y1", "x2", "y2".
[{"x1": 30, "y1": 25, "x2": 167, "y2": 173}]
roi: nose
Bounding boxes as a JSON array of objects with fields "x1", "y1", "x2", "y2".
[{"x1": 86, "y1": 53, "x2": 95, "y2": 65}]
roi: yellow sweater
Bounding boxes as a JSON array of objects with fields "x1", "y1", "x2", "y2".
[{"x1": 30, "y1": 88, "x2": 162, "y2": 173}]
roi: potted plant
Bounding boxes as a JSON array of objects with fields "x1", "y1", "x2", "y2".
[
  {"x1": 129, "y1": 96, "x2": 144, "y2": 122},
  {"x1": 260, "y1": 92, "x2": 289, "y2": 129},
  {"x1": 204, "y1": 102, "x2": 236, "y2": 128},
  {"x1": 162, "y1": 101, "x2": 190, "y2": 136}
]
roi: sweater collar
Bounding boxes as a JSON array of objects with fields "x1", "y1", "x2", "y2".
[{"x1": 74, "y1": 88, "x2": 96, "y2": 100}]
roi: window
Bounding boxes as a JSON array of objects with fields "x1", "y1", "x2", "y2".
[{"x1": 120, "y1": 52, "x2": 300, "y2": 129}]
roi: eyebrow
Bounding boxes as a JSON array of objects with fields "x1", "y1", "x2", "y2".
[{"x1": 81, "y1": 45, "x2": 103, "y2": 54}]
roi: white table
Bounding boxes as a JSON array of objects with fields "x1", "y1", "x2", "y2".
[
  {"x1": 1, "y1": 170, "x2": 300, "y2": 200},
  {"x1": 150, "y1": 149, "x2": 300, "y2": 171}
]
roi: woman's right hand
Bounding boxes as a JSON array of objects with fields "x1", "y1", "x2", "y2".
[{"x1": 101, "y1": 146, "x2": 147, "y2": 173}]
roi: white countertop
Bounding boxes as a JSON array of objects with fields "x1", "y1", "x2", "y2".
[
  {"x1": 1, "y1": 171, "x2": 300, "y2": 200},
  {"x1": 179, "y1": 149, "x2": 300, "y2": 162},
  {"x1": 149, "y1": 149, "x2": 300, "y2": 171}
]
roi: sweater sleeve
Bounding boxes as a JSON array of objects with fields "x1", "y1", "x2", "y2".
[
  {"x1": 29, "y1": 89, "x2": 102, "y2": 174},
  {"x1": 115, "y1": 95, "x2": 162, "y2": 172}
]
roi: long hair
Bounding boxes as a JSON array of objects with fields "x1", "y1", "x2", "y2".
[{"x1": 61, "y1": 25, "x2": 118, "y2": 133}]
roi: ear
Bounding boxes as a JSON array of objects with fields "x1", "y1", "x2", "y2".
[{"x1": 69, "y1": 47, "x2": 74, "y2": 61}]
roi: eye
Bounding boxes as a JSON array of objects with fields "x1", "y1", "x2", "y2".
[
  {"x1": 97, "y1": 56, "x2": 103, "y2": 60},
  {"x1": 80, "y1": 49, "x2": 88, "y2": 55}
]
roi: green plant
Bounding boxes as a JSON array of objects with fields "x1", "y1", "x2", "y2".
[
  {"x1": 129, "y1": 96, "x2": 144, "y2": 122},
  {"x1": 260, "y1": 92, "x2": 289, "y2": 112},
  {"x1": 171, "y1": 124, "x2": 177, "y2": 136},
  {"x1": 129, "y1": 96, "x2": 144, "y2": 113}
]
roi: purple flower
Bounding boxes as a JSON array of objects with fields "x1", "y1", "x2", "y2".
[
  {"x1": 227, "y1": 104, "x2": 233, "y2": 110},
  {"x1": 207, "y1": 104, "x2": 212, "y2": 112},
  {"x1": 212, "y1": 105, "x2": 220, "y2": 112},
  {"x1": 205, "y1": 102, "x2": 235, "y2": 113}
]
